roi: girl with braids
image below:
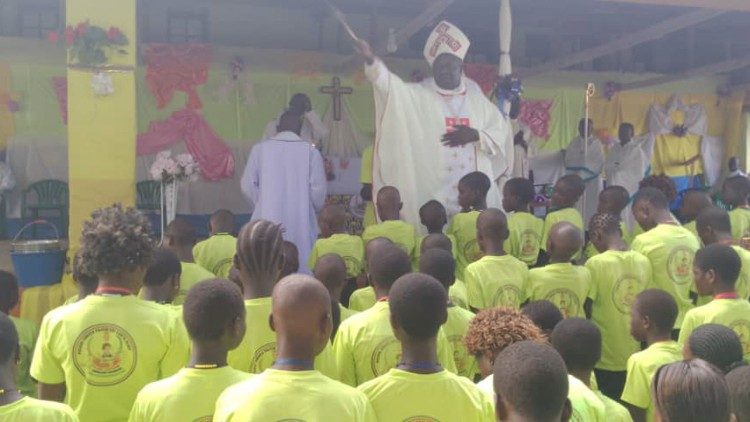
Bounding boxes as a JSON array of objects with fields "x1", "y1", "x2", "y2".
[
  {"x1": 584, "y1": 212, "x2": 651, "y2": 401},
  {"x1": 227, "y1": 220, "x2": 338, "y2": 379},
  {"x1": 30, "y1": 204, "x2": 190, "y2": 422},
  {"x1": 684, "y1": 324, "x2": 746, "y2": 374}
]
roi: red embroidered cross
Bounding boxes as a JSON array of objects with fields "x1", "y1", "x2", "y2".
[{"x1": 445, "y1": 117, "x2": 470, "y2": 133}]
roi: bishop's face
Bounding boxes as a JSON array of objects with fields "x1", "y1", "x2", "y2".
[{"x1": 432, "y1": 53, "x2": 463, "y2": 90}]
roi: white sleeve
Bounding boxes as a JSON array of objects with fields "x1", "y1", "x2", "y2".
[
  {"x1": 262, "y1": 119, "x2": 278, "y2": 140},
  {"x1": 309, "y1": 149, "x2": 327, "y2": 213},
  {"x1": 305, "y1": 111, "x2": 329, "y2": 141},
  {"x1": 240, "y1": 146, "x2": 260, "y2": 207}
]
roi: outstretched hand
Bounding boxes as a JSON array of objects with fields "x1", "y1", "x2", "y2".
[
  {"x1": 441, "y1": 125, "x2": 480, "y2": 148},
  {"x1": 353, "y1": 39, "x2": 375, "y2": 65}
]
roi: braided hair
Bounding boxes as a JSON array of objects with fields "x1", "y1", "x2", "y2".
[
  {"x1": 588, "y1": 212, "x2": 622, "y2": 237},
  {"x1": 687, "y1": 324, "x2": 745, "y2": 374},
  {"x1": 236, "y1": 220, "x2": 285, "y2": 288}
]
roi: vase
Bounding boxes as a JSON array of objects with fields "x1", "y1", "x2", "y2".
[{"x1": 160, "y1": 180, "x2": 178, "y2": 242}]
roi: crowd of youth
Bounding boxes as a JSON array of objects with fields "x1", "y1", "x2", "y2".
[{"x1": 1, "y1": 170, "x2": 750, "y2": 421}]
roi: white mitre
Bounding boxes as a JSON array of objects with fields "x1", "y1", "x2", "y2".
[{"x1": 423, "y1": 20, "x2": 471, "y2": 66}]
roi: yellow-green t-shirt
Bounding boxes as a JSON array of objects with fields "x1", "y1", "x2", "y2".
[
  {"x1": 414, "y1": 233, "x2": 460, "y2": 271},
  {"x1": 214, "y1": 369, "x2": 376, "y2": 421},
  {"x1": 192, "y1": 233, "x2": 237, "y2": 278},
  {"x1": 449, "y1": 279, "x2": 470, "y2": 310},
  {"x1": 631, "y1": 212, "x2": 680, "y2": 239},
  {"x1": 227, "y1": 297, "x2": 338, "y2": 378},
  {"x1": 361, "y1": 220, "x2": 418, "y2": 259},
  {"x1": 174, "y1": 262, "x2": 215, "y2": 305},
  {"x1": 444, "y1": 305, "x2": 476, "y2": 379},
  {"x1": 586, "y1": 250, "x2": 652, "y2": 371},
  {"x1": 465, "y1": 255, "x2": 529, "y2": 310},
  {"x1": 0, "y1": 396, "x2": 78, "y2": 422},
  {"x1": 309, "y1": 234, "x2": 365, "y2": 279},
  {"x1": 505, "y1": 211, "x2": 544, "y2": 266},
  {"x1": 541, "y1": 207, "x2": 584, "y2": 256},
  {"x1": 528, "y1": 263, "x2": 591, "y2": 318},
  {"x1": 340, "y1": 304, "x2": 359, "y2": 322},
  {"x1": 30, "y1": 295, "x2": 190, "y2": 422},
  {"x1": 128, "y1": 366, "x2": 250, "y2": 422},
  {"x1": 568, "y1": 374, "x2": 606, "y2": 422},
  {"x1": 349, "y1": 287, "x2": 376, "y2": 312},
  {"x1": 730, "y1": 208, "x2": 750, "y2": 240},
  {"x1": 683, "y1": 221, "x2": 699, "y2": 241},
  {"x1": 621, "y1": 341, "x2": 682, "y2": 422},
  {"x1": 678, "y1": 298, "x2": 750, "y2": 361},
  {"x1": 734, "y1": 245, "x2": 750, "y2": 300},
  {"x1": 358, "y1": 368, "x2": 494, "y2": 422},
  {"x1": 596, "y1": 391, "x2": 633, "y2": 422},
  {"x1": 10, "y1": 315, "x2": 38, "y2": 397},
  {"x1": 447, "y1": 211, "x2": 482, "y2": 279},
  {"x1": 332, "y1": 301, "x2": 457, "y2": 386},
  {"x1": 631, "y1": 224, "x2": 700, "y2": 327}
]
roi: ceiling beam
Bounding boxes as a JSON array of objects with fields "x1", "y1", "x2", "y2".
[
  {"x1": 597, "y1": 0, "x2": 750, "y2": 12},
  {"x1": 518, "y1": 8, "x2": 725, "y2": 78},
  {"x1": 620, "y1": 55, "x2": 750, "y2": 91}
]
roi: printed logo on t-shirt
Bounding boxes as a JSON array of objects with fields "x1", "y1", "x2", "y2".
[
  {"x1": 463, "y1": 239, "x2": 481, "y2": 263},
  {"x1": 519, "y1": 229, "x2": 540, "y2": 260},
  {"x1": 612, "y1": 275, "x2": 647, "y2": 314},
  {"x1": 193, "y1": 416, "x2": 213, "y2": 422},
  {"x1": 73, "y1": 323, "x2": 137, "y2": 386},
  {"x1": 448, "y1": 334, "x2": 469, "y2": 375},
  {"x1": 371, "y1": 337, "x2": 401, "y2": 377},
  {"x1": 250, "y1": 342, "x2": 277, "y2": 373},
  {"x1": 492, "y1": 285, "x2": 522, "y2": 308},
  {"x1": 544, "y1": 288, "x2": 580, "y2": 318},
  {"x1": 404, "y1": 416, "x2": 440, "y2": 422},
  {"x1": 729, "y1": 320, "x2": 750, "y2": 355},
  {"x1": 342, "y1": 255, "x2": 361, "y2": 277},
  {"x1": 666, "y1": 247, "x2": 694, "y2": 285}
]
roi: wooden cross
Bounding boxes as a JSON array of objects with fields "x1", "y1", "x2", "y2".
[{"x1": 319, "y1": 76, "x2": 352, "y2": 121}]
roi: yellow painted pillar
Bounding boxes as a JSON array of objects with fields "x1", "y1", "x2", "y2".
[{"x1": 66, "y1": 0, "x2": 137, "y2": 249}]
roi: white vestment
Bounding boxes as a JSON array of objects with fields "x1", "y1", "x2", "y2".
[
  {"x1": 262, "y1": 110, "x2": 329, "y2": 145},
  {"x1": 564, "y1": 136, "x2": 604, "y2": 224},
  {"x1": 605, "y1": 136, "x2": 654, "y2": 231},
  {"x1": 365, "y1": 59, "x2": 513, "y2": 226},
  {"x1": 240, "y1": 131, "x2": 327, "y2": 273}
]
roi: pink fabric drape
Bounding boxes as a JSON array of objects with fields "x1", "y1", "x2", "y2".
[
  {"x1": 137, "y1": 108, "x2": 235, "y2": 181},
  {"x1": 52, "y1": 77, "x2": 67, "y2": 124},
  {"x1": 519, "y1": 99, "x2": 553, "y2": 139},
  {"x1": 144, "y1": 44, "x2": 212, "y2": 110}
]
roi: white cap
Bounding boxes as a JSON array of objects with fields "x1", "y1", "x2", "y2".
[{"x1": 423, "y1": 21, "x2": 471, "y2": 66}]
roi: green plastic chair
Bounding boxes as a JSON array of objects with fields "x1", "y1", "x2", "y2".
[
  {"x1": 21, "y1": 179, "x2": 69, "y2": 239},
  {"x1": 136, "y1": 181, "x2": 162, "y2": 212}
]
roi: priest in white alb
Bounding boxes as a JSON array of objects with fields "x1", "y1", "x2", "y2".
[
  {"x1": 241, "y1": 111, "x2": 327, "y2": 273},
  {"x1": 354, "y1": 21, "x2": 513, "y2": 227}
]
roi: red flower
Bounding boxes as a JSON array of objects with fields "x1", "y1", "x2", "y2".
[
  {"x1": 107, "y1": 27, "x2": 122, "y2": 42},
  {"x1": 47, "y1": 31, "x2": 59, "y2": 44},
  {"x1": 75, "y1": 21, "x2": 89, "y2": 37},
  {"x1": 64, "y1": 27, "x2": 76, "y2": 46}
]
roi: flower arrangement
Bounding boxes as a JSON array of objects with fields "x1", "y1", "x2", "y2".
[
  {"x1": 149, "y1": 151, "x2": 200, "y2": 183},
  {"x1": 47, "y1": 21, "x2": 128, "y2": 66}
]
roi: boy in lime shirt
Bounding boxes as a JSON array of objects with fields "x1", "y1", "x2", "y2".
[
  {"x1": 696, "y1": 207, "x2": 750, "y2": 300},
  {"x1": 309, "y1": 205, "x2": 365, "y2": 302},
  {"x1": 215, "y1": 275, "x2": 376, "y2": 421},
  {"x1": 447, "y1": 171, "x2": 491, "y2": 279},
  {"x1": 631, "y1": 187, "x2": 700, "y2": 331},
  {"x1": 679, "y1": 189, "x2": 712, "y2": 240},
  {"x1": 529, "y1": 222, "x2": 591, "y2": 318},
  {"x1": 502, "y1": 177, "x2": 544, "y2": 266},
  {"x1": 621, "y1": 289, "x2": 682, "y2": 422},
  {"x1": 140, "y1": 248, "x2": 181, "y2": 305},
  {"x1": 348, "y1": 237, "x2": 391, "y2": 312},
  {"x1": 420, "y1": 249, "x2": 476, "y2": 379},
  {"x1": 421, "y1": 234, "x2": 469, "y2": 309},
  {"x1": 679, "y1": 244, "x2": 750, "y2": 360},
  {"x1": 551, "y1": 319, "x2": 631, "y2": 422},
  {"x1": 358, "y1": 273, "x2": 494, "y2": 421},
  {"x1": 193, "y1": 209, "x2": 237, "y2": 278},
  {"x1": 416, "y1": 200, "x2": 459, "y2": 265},
  {"x1": 0, "y1": 314, "x2": 77, "y2": 422},
  {"x1": 722, "y1": 175, "x2": 750, "y2": 241},
  {"x1": 333, "y1": 243, "x2": 456, "y2": 386},
  {"x1": 0, "y1": 272, "x2": 38, "y2": 397},
  {"x1": 541, "y1": 174, "x2": 585, "y2": 262},
  {"x1": 493, "y1": 340, "x2": 572, "y2": 422},
  {"x1": 228, "y1": 220, "x2": 336, "y2": 377},
  {"x1": 361, "y1": 186, "x2": 418, "y2": 260},
  {"x1": 465, "y1": 208, "x2": 529, "y2": 311},
  {"x1": 129, "y1": 279, "x2": 250, "y2": 422},
  {"x1": 314, "y1": 254, "x2": 359, "y2": 330},
  {"x1": 31, "y1": 204, "x2": 190, "y2": 422},
  {"x1": 165, "y1": 218, "x2": 215, "y2": 305},
  {"x1": 585, "y1": 213, "x2": 651, "y2": 400}
]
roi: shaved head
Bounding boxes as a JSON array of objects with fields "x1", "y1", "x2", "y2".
[
  {"x1": 681, "y1": 189, "x2": 713, "y2": 222},
  {"x1": 313, "y1": 254, "x2": 348, "y2": 294},
  {"x1": 548, "y1": 222, "x2": 583, "y2": 262},
  {"x1": 319, "y1": 205, "x2": 348, "y2": 233},
  {"x1": 420, "y1": 233, "x2": 453, "y2": 254},
  {"x1": 166, "y1": 218, "x2": 196, "y2": 246},
  {"x1": 376, "y1": 186, "x2": 402, "y2": 220},
  {"x1": 365, "y1": 237, "x2": 393, "y2": 269},
  {"x1": 209, "y1": 209, "x2": 235, "y2": 235},
  {"x1": 369, "y1": 244, "x2": 412, "y2": 292},
  {"x1": 271, "y1": 275, "x2": 332, "y2": 356},
  {"x1": 477, "y1": 208, "x2": 509, "y2": 242},
  {"x1": 598, "y1": 186, "x2": 630, "y2": 215}
]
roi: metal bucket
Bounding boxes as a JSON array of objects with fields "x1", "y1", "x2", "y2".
[{"x1": 10, "y1": 220, "x2": 67, "y2": 288}]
